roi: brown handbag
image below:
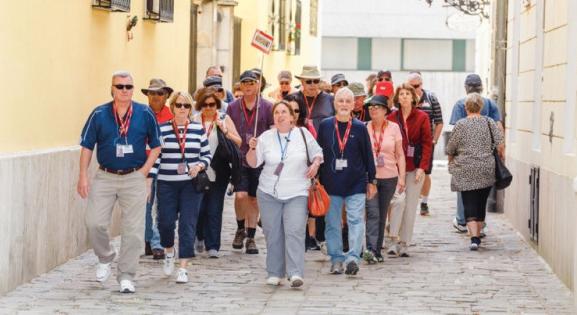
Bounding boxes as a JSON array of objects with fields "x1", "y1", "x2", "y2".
[{"x1": 299, "y1": 128, "x2": 330, "y2": 217}]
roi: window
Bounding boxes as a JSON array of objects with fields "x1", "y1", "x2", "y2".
[
  {"x1": 321, "y1": 37, "x2": 357, "y2": 70},
  {"x1": 403, "y1": 39, "x2": 453, "y2": 71},
  {"x1": 144, "y1": 0, "x2": 174, "y2": 23},
  {"x1": 371, "y1": 38, "x2": 402, "y2": 71},
  {"x1": 291, "y1": 0, "x2": 302, "y2": 55},
  {"x1": 92, "y1": 0, "x2": 130, "y2": 12},
  {"x1": 269, "y1": 0, "x2": 288, "y2": 50}
]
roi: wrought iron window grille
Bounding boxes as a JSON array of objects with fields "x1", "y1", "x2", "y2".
[
  {"x1": 144, "y1": 0, "x2": 174, "y2": 23},
  {"x1": 92, "y1": 0, "x2": 131, "y2": 12}
]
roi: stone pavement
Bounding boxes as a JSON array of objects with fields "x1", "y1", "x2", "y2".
[{"x1": 0, "y1": 168, "x2": 574, "y2": 314}]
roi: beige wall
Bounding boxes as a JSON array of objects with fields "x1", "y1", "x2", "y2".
[
  {"x1": 503, "y1": 0, "x2": 577, "y2": 295},
  {"x1": 0, "y1": 1, "x2": 192, "y2": 153},
  {"x1": 234, "y1": 0, "x2": 321, "y2": 88}
]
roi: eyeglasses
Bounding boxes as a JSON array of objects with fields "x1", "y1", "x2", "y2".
[
  {"x1": 175, "y1": 103, "x2": 192, "y2": 109},
  {"x1": 202, "y1": 102, "x2": 217, "y2": 108},
  {"x1": 217, "y1": 88, "x2": 224, "y2": 93},
  {"x1": 241, "y1": 81, "x2": 256, "y2": 86},
  {"x1": 305, "y1": 79, "x2": 320, "y2": 85},
  {"x1": 279, "y1": 81, "x2": 291, "y2": 86},
  {"x1": 148, "y1": 91, "x2": 165, "y2": 96},
  {"x1": 113, "y1": 84, "x2": 134, "y2": 90},
  {"x1": 368, "y1": 105, "x2": 384, "y2": 110},
  {"x1": 411, "y1": 84, "x2": 421, "y2": 89},
  {"x1": 333, "y1": 82, "x2": 347, "y2": 87}
]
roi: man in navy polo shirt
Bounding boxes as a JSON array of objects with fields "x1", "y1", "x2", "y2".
[{"x1": 77, "y1": 71, "x2": 161, "y2": 293}]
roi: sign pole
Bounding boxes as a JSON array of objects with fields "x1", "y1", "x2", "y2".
[{"x1": 253, "y1": 53, "x2": 265, "y2": 137}]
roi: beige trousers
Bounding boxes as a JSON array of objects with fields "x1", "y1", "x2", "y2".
[
  {"x1": 388, "y1": 171, "x2": 424, "y2": 244},
  {"x1": 86, "y1": 169, "x2": 146, "y2": 282}
]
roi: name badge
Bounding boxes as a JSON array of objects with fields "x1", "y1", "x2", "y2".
[
  {"x1": 407, "y1": 145, "x2": 415, "y2": 158},
  {"x1": 335, "y1": 159, "x2": 348, "y2": 171},
  {"x1": 122, "y1": 144, "x2": 134, "y2": 154},
  {"x1": 273, "y1": 162, "x2": 284, "y2": 176},
  {"x1": 116, "y1": 144, "x2": 125, "y2": 157},
  {"x1": 177, "y1": 163, "x2": 187, "y2": 175},
  {"x1": 376, "y1": 153, "x2": 385, "y2": 167}
]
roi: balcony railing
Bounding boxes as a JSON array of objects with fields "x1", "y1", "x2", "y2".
[
  {"x1": 144, "y1": 0, "x2": 174, "y2": 23},
  {"x1": 92, "y1": 0, "x2": 131, "y2": 12}
]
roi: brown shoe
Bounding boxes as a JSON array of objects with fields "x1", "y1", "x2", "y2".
[
  {"x1": 245, "y1": 238, "x2": 259, "y2": 254},
  {"x1": 152, "y1": 248, "x2": 165, "y2": 260},
  {"x1": 232, "y1": 229, "x2": 246, "y2": 249},
  {"x1": 145, "y1": 241, "x2": 153, "y2": 256}
]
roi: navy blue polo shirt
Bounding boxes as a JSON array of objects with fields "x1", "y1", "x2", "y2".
[{"x1": 80, "y1": 101, "x2": 161, "y2": 170}]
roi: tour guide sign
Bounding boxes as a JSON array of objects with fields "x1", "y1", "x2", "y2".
[{"x1": 250, "y1": 29, "x2": 273, "y2": 136}]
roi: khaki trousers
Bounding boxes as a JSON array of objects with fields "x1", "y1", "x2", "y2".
[
  {"x1": 86, "y1": 169, "x2": 146, "y2": 282},
  {"x1": 388, "y1": 171, "x2": 424, "y2": 244}
]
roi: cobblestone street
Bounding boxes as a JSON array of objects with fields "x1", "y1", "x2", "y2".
[{"x1": 0, "y1": 168, "x2": 574, "y2": 314}]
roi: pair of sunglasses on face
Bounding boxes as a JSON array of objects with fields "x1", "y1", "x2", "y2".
[
  {"x1": 113, "y1": 84, "x2": 134, "y2": 90},
  {"x1": 304, "y1": 79, "x2": 320, "y2": 85}
]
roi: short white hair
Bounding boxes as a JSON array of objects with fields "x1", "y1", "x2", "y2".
[
  {"x1": 334, "y1": 87, "x2": 354, "y2": 100},
  {"x1": 111, "y1": 70, "x2": 133, "y2": 83},
  {"x1": 407, "y1": 72, "x2": 422, "y2": 83}
]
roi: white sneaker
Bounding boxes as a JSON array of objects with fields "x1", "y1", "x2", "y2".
[
  {"x1": 195, "y1": 238, "x2": 204, "y2": 253},
  {"x1": 289, "y1": 276, "x2": 304, "y2": 288},
  {"x1": 176, "y1": 268, "x2": 188, "y2": 283},
  {"x1": 480, "y1": 223, "x2": 488, "y2": 238},
  {"x1": 387, "y1": 242, "x2": 399, "y2": 256},
  {"x1": 319, "y1": 241, "x2": 328, "y2": 255},
  {"x1": 163, "y1": 252, "x2": 175, "y2": 276},
  {"x1": 95, "y1": 262, "x2": 111, "y2": 283},
  {"x1": 119, "y1": 279, "x2": 135, "y2": 293},
  {"x1": 207, "y1": 249, "x2": 219, "y2": 258},
  {"x1": 452, "y1": 218, "x2": 468, "y2": 233},
  {"x1": 266, "y1": 276, "x2": 281, "y2": 286}
]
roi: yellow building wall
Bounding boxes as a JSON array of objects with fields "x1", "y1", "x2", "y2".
[
  {"x1": 234, "y1": 0, "x2": 321, "y2": 88},
  {"x1": 0, "y1": 0, "x2": 192, "y2": 153}
]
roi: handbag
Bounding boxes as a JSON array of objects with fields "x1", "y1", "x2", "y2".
[
  {"x1": 486, "y1": 118, "x2": 512, "y2": 190},
  {"x1": 214, "y1": 125, "x2": 242, "y2": 186},
  {"x1": 194, "y1": 170, "x2": 211, "y2": 192},
  {"x1": 299, "y1": 127, "x2": 330, "y2": 217}
]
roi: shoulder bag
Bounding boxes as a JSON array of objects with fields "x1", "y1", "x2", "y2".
[
  {"x1": 486, "y1": 118, "x2": 512, "y2": 190},
  {"x1": 299, "y1": 127, "x2": 330, "y2": 217}
]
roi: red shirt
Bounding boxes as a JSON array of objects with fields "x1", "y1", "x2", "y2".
[
  {"x1": 154, "y1": 105, "x2": 173, "y2": 123},
  {"x1": 387, "y1": 109, "x2": 432, "y2": 172}
]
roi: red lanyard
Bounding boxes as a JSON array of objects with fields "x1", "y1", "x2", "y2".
[
  {"x1": 112, "y1": 103, "x2": 133, "y2": 137},
  {"x1": 334, "y1": 118, "x2": 352, "y2": 156},
  {"x1": 241, "y1": 98, "x2": 257, "y2": 127},
  {"x1": 201, "y1": 113, "x2": 217, "y2": 137},
  {"x1": 371, "y1": 121, "x2": 386, "y2": 154},
  {"x1": 172, "y1": 120, "x2": 189, "y2": 158},
  {"x1": 304, "y1": 94, "x2": 318, "y2": 120}
]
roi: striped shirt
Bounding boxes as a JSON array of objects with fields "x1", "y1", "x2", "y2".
[
  {"x1": 417, "y1": 89, "x2": 443, "y2": 133},
  {"x1": 150, "y1": 121, "x2": 212, "y2": 181}
]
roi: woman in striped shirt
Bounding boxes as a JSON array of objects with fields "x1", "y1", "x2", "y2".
[{"x1": 149, "y1": 91, "x2": 212, "y2": 283}]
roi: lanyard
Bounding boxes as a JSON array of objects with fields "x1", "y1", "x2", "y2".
[
  {"x1": 304, "y1": 93, "x2": 318, "y2": 120},
  {"x1": 171, "y1": 120, "x2": 189, "y2": 160},
  {"x1": 201, "y1": 113, "x2": 217, "y2": 137},
  {"x1": 276, "y1": 128, "x2": 293, "y2": 162},
  {"x1": 241, "y1": 98, "x2": 257, "y2": 128},
  {"x1": 371, "y1": 121, "x2": 387, "y2": 154},
  {"x1": 334, "y1": 118, "x2": 352, "y2": 157},
  {"x1": 112, "y1": 103, "x2": 133, "y2": 138}
]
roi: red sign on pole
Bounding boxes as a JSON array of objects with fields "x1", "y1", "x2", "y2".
[{"x1": 251, "y1": 29, "x2": 274, "y2": 54}]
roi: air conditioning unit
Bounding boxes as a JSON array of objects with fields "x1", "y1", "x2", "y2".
[{"x1": 92, "y1": 0, "x2": 131, "y2": 12}]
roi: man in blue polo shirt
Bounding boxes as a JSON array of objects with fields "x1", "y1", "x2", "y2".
[
  {"x1": 449, "y1": 74, "x2": 503, "y2": 234},
  {"x1": 77, "y1": 71, "x2": 161, "y2": 294}
]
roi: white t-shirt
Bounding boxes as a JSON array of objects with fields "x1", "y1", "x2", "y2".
[{"x1": 255, "y1": 126, "x2": 323, "y2": 200}]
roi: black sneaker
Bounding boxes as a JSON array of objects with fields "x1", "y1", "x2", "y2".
[
  {"x1": 345, "y1": 260, "x2": 359, "y2": 275},
  {"x1": 305, "y1": 236, "x2": 320, "y2": 251},
  {"x1": 232, "y1": 229, "x2": 246, "y2": 249},
  {"x1": 245, "y1": 238, "x2": 259, "y2": 254},
  {"x1": 420, "y1": 202, "x2": 429, "y2": 216},
  {"x1": 375, "y1": 253, "x2": 384, "y2": 263}
]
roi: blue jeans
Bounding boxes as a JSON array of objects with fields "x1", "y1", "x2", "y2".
[
  {"x1": 196, "y1": 180, "x2": 229, "y2": 251},
  {"x1": 145, "y1": 179, "x2": 162, "y2": 249},
  {"x1": 325, "y1": 194, "x2": 366, "y2": 264},
  {"x1": 157, "y1": 180, "x2": 203, "y2": 258}
]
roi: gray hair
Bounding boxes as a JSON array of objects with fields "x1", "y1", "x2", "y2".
[
  {"x1": 334, "y1": 86, "x2": 354, "y2": 100},
  {"x1": 407, "y1": 72, "x2": 422, "y2": 83},
  {"x1": 464, "y1": 92, "x2": 484, "y2": 114},
  {"x1": 465, "y1": 84, "x2": 483, "y2": 94},
  {"x1": 111, "y1": 70, "x2": 133, "y2": 83}
]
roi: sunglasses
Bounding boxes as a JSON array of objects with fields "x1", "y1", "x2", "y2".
[
  {"x1": 368, "y1": 105, "x2": 385, "y2": 110},
  {"x1": 217, "y1": 88, "x2": 224, "y2": 93},
  {"x1": 378, "y1": 77, "x2": 391, "y2": 82},
  {"x1": 241, "y1": 81, "x2": 256, "y2": 86},
  {"x1": 305, "y1": 79, "x2": 320, "y2": 85},
  {"x1": 175, "y1": 103, "x2": 192, "y2": 109},
  {"x1": 293, "y1": 109, "x2": 300, "y2": 113},
  {"x1": 333, "y1": 82, "x2": 347, "y2": 87},
  {"x1": 411, "y1": 84, "x2": 421, "y2": 89},
  {"x1": 202, "y1": 102, "x2": 217, "y2": 108},
  {"x1": 113, "y1": 84, "x2": 134, "y2": 90},
  {"x1": 148, "y1": 91, "x2": 165, "y2": 96},
  {"x1": 279, "y1": 81, "x2": 291, "y2": 86}
]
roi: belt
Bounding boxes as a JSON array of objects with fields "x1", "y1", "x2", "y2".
[{"x1": 99, "y1": 166, "x2": 138, "y2": 175}]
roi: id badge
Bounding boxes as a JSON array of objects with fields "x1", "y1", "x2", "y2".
[
  {"x1": 122, "y1": 144, "x2": 134, "y2": 154},
  {"x1": 116, "y1": 144, "x2": 124, "y2": 157},
  {"x1": 335, "y1": 159, "x2": 348, "y2": 170},
  {"x1": 407, "y1": 145, "x2": 415, "y2": 158},
  {"x1": 376, "y1": 153, "x2": 385, "y2": 167},
  {"x1": 177, "y1": 163, "x2": 187, "y2": 175},
  {"x1": 274, "y1": 162, "x2": 284, "y2": 176}
]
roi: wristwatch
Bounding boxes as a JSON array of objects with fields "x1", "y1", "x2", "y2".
[{"x1": 371, "y1": 179, "x2": 378, "y2": 185}]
